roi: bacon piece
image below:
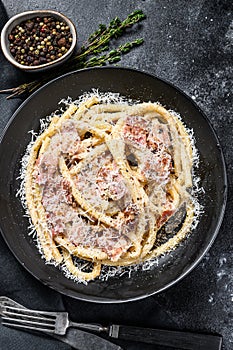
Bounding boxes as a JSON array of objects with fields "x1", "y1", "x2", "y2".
[
  {"x1": 122, "y1": 203, "x2": 139, "y2": 223},
  {"x1": 147, "y1": 123, "x2": 171, "y2": 150},
  {"x1": 96, "y1": 162, "x2": 127, "y2": 201},
  {"x1": 139, "y1": 151, "x2": 172, "y2": 183},
  {"x1": 106, "y1": 247, "x2": 123, "y2": 261},
  {"x1": 157, "y1": 194, "x2": 176, "y2": 227},
  {"x1": 157, "y1": 209, "x2": 175, "y2": 227},
  {"x1": 123, "y1": 116, "x2": 149, "y2": 147},
  {"x1": 62, "y1": 179, "x2": 74, "y2": 205}
]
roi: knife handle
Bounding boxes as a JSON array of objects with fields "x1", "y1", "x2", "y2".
[{"x1": 110, "y1": 325, "x2": 222, "y2": 350}]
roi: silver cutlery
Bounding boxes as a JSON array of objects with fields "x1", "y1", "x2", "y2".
[
  {"x1": 0, "y1": 297, "x2": 123, "y2": 350},
  {"x1": 0, "y1": 297, "x2": 222, "y2": 350}
]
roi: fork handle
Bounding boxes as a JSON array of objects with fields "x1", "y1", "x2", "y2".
[
  {"x1": 109, "y1": 325, "x2": 222, "y2": 350},
  {"x1": 69, "y1": 321, "x2": 108, "y2": 333}
]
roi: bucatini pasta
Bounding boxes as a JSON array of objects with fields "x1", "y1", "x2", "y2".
[{"x1": 24, "y1": 94, "x2": 199, "y2": 281}]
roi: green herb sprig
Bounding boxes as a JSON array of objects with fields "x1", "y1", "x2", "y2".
[{"x1": 0, "y1": 10, "x2": 146, "y2": 99}]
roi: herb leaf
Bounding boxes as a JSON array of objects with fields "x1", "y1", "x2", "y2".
[{"x1": 0, "y1": 10, "x2": 146, "y2": 99}]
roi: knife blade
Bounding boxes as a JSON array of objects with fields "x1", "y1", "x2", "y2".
[
  {"x1": 55, "y1": 328, "x2": 123, "y2": 350},
  {"x1": 0, "y1": 297, "x2": 123, "y2": 350}
]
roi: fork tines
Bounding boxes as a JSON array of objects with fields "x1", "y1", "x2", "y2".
[{"x1": 1, "y1": 305, "x2": 56, "y2": 333}]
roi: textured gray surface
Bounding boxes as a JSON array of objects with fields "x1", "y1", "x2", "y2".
[{"x1": 0, "y1": 0, "x2": 232, "y2": 349}]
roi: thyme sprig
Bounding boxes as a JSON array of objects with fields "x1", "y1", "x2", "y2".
[{"x1": 0, "y1": 10, "x2": 146, "y2": 99}]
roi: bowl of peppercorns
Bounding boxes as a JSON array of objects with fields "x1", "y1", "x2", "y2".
[{"x1": 1, "y1": 10, "x2": 77, "y2": 72}]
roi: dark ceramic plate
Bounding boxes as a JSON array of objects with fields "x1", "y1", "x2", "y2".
[{"x1": 0, "y1": 67, "x2": 227, "y2": 303}]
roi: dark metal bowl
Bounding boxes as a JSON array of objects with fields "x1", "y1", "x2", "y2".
[{"x1": 0, "y1": 67, "x2": 227, "y2": 303}]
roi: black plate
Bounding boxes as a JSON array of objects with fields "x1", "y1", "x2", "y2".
[{"x1": 0, "y1": 67, "x2": 227, "y2": 303}]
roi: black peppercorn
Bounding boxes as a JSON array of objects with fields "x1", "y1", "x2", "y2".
[
  {"x1": 27, "y1": 56, "x2": 33, "y2": 63},
  {"x1": 25, "y1": 21, "x2": 34, "y2": 30},
  {"x1": 39, "y1": 57, "x2": 47, "y2": 63}
]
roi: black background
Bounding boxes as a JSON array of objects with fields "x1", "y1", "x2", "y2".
[{"x1": 0, "y1": 1, "x2": 232, "y2": 349}]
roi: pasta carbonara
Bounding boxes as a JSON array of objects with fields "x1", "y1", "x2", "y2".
[{"x1": 24, "y1": 94, "x2": 198, "y2": 281}]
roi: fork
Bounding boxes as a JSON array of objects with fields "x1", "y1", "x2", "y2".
[
  {"x1": 1, "y1": 304, "x2": 222, "y2": 350},
  {"x1": 1, "y1": 305, "x2": 106, "y2": 335}
]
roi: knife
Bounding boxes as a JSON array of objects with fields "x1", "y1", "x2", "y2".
[
  {"x1": 107, "y1": 324, "x2": 222, "y2": 350},
  {"x1": 0, "y1": 297, "x2": 123, "y2": 350}
]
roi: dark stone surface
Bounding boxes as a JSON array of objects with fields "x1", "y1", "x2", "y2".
[{"x1": 0, "y1": 0, "x2": 232, "y2": 349}]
